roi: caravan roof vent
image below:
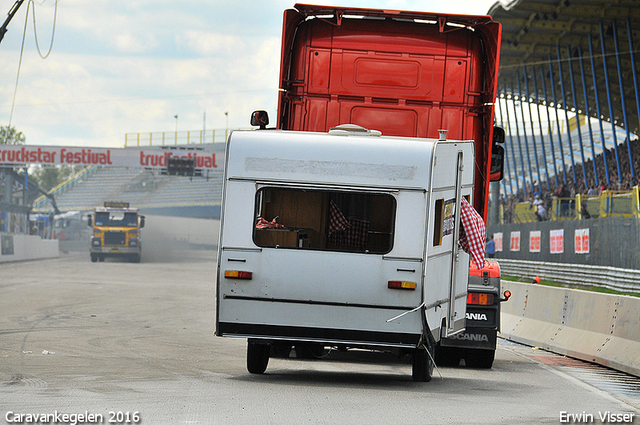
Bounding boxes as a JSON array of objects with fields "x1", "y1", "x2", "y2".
[{"x1": 328, "y1": 124, "x2": 382, "y2": 137}]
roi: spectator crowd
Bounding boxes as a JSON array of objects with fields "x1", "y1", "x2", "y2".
[{"x1": 499, "y1": 137, "x2": 640, "y2": 223}]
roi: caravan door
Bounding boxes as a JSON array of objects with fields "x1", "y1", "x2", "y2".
[
  {"x1": 446, "y1": 151, "x2": 466, "y2": 336},
  {"x1": 425, "y1": 142, "x2": 474, "y2": 339}
]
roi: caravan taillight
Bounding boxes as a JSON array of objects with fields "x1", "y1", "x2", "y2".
[
  {"x1": 388, "y1": 281, "x2": 416, "y2": 290},
  {"x1": 467, "y1": 293, "x2": 494, "y2": 305},
  {"x1": 225, "y1": 270, "x2": 253, "y2": 280}
]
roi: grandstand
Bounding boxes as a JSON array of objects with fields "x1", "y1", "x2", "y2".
[
  {"x1": 490, "y1": 0, "x2": 640, "y2": 197},
  {"x1": 34, "y1": 166, "x2": 224, "y2": 218}
]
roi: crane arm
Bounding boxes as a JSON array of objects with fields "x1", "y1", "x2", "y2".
[{"x1": 0, "y1": 0, "x2": 26, "y2": 44}]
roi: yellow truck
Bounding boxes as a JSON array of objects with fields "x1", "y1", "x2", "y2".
[{"x1": 87, "y1": 202, "x2": 145, "y2": 263}]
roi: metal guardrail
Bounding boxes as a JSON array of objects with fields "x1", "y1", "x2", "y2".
[
  {"x1": 124, "y1": 128, "x2": 249, "y2": 146},
  {"x1": 497, "y1": 258, "x2": 640, "y2": 294}
]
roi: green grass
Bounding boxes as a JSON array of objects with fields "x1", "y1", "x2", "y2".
[{"x1": 501, "y1": 275, "x2": 640, "y2": 298}]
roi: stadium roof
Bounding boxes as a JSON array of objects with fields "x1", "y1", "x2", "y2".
[{"x1": 489, "y1": 0, "x2": 640, "y2": 137}]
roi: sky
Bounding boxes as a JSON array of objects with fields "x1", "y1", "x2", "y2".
[{"x1": 1, "y1": 0, "x2": 500, "y2": 148}]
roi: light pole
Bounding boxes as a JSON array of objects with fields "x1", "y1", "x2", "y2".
[
  {"x1": 174, "y1": 114, "x2": 178, "y2": 144},
  {"x1": 225, "y1": 111, "x2": 229, "y2": 140},
  {"x1": 203, "y1": 109, "x2": 206, "y2": 143}
]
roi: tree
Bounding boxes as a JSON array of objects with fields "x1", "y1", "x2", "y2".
[
  {"x1": 0, "y1": 125, "x2": 26, "y2": 145},
  {"x1": 28, "y1": 164, "x2": 85, "y2": 192},
  {"x1": 1, "y1": 125, "x2": 27, "y2": 192}
]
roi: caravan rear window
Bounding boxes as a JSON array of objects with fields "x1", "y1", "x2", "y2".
[{"x1": 253, "y1": 188, "x2": 396, "y2": 254}]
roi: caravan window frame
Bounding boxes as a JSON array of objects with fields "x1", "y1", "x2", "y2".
[{"x1": 252, "y1": 186, "x2": 396, "y2": 254}]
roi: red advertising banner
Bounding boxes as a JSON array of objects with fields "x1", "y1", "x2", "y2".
[
  {"x1": 510, "y1": 231, "x2": 520, "y2": 252},
  {"x1": 550, "y1": 229, "x2": 564, "y2": 254},
  {"x1": 529, "y1": 230, "x2": 541, "y2": 253},
  {"x1": 494, "y1": 232, "x2": 503, "y2": 252},
  {"x1": 0, "y1": 145, "x2": 222, "y2": 170},
  {"x1": 575, "y1": 228, "x2": 589, "y2": 254}
]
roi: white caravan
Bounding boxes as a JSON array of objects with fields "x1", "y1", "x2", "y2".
[{"x1": 215, "y1": 125, "x2": 475, "y2": 381}]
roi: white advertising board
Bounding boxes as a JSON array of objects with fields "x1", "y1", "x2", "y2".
[{"x1": 0, "y1": 145, "x2": 222, "y2": 170}]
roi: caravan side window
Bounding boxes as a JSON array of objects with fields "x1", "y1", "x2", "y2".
[
  {"x1": 432, "y1": 195, "x2": 471, "y2": 247},
  {"x1": 433, "y1": 199, "x2": 444, "y2": 246},
  {"x1": 253, "y1": 187, "x2": 395, "y2": 254}
]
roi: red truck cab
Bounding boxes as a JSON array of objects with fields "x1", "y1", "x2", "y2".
[
  {"x1": 277, "y1": 4, "x2": 502, "y2": 219},
  {"x1": 270, "y1": 4, "x2": 506, "y2": 369}
]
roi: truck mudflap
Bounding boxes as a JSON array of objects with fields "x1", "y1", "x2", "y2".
[
  {"x1": 465, "y1": 306, "x2": 499, "y2": 330},
  {"x1": 439, "y1": 327, "x2": 497, "y2": 350}
]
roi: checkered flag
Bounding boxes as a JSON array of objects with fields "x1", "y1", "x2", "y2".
[
  {"x1": 459, "y1": 197, "x2": 486, "y2": 269},
  {"x1": 328, "y1": 200, "x2": 350, "y2": 235}
]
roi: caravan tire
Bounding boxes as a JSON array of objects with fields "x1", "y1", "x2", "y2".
[
  {"x1": 247, "y1": 341, "x2": 270, "y2": 374},
  {"x1": 411, "y1": 346, "x2": 433, "y2": 382}
]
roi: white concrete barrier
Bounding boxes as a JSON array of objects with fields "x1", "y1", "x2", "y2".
[
  {"x1": 0, "y1": 233, "x2": 59, "y2": 263},
  {"x1": 500, "y1": 281, "x2": 640, "y2": 378},
  {"x1": 498, "y1": 259, "x2": 640, "y2": 293}
]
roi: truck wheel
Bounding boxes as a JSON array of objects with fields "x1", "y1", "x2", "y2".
[
  {"x1": 247, "y1": 341, "x2": 270, "y2": 374},
  {"x1": 131, "y1": 254, "x2": 141, "y2": 263},
  {"x1": 465, "y1": 349, "x2": 495, "y2": 369},
  {"x1": 91, "y1": 254, "x2": 98, "y2": 263},
  {"x1": 411, "y1": 346, "x2": 433, "y2": 382}
]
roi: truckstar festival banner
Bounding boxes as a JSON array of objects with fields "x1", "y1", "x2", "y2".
[{"x1": 0, "y1": 145, "x2": 221, "y2": 170}]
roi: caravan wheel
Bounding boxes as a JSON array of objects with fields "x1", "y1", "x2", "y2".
[
  {"x1": 247, "y1": 341, "x2": 270, "y2": 374},
  {"x1": 411, "y1": 346, "x2": 434, "y2": 382}
]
